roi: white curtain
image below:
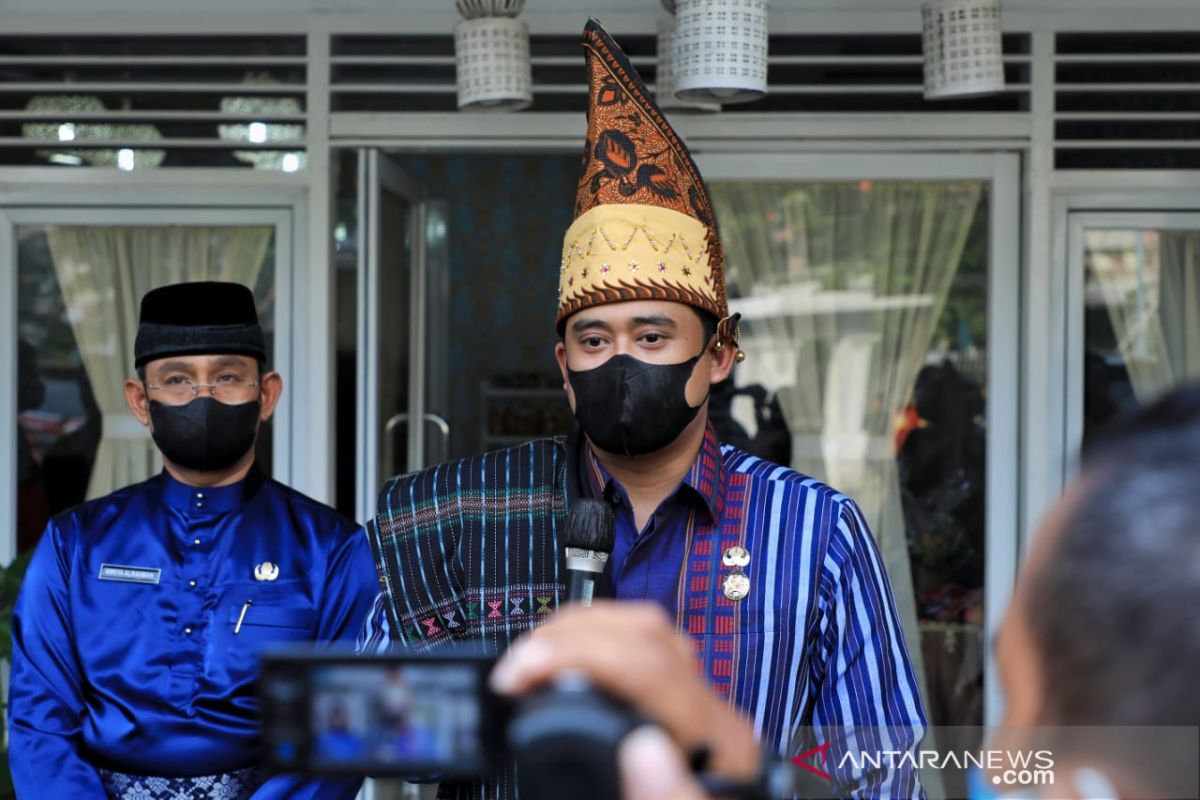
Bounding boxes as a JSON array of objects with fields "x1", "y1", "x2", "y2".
[
  {"x1": 46, "y1": 225, "x2": 273, "y2": 499},
  {"x1": 1160, "y1": 232, "x2": 1200, "y2": 383},
  {"x1": 711, "y1": 181, "x2": 983, "y2": 735},
  {"x1": 1095, "y1": 230, "x2": 1200, "y2": 401}
]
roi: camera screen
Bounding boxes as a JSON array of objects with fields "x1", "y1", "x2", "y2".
[{"x1": 309, "y1": 661, "x2": 486, "y2": 772}]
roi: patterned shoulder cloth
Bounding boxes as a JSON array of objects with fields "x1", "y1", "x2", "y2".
[{"x1": 367, "y1": 438, "x2": 569, "y2": 653}]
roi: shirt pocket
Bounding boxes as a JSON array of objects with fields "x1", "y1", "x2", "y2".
[
  {"x1": 207, "y1": 600, "x2": 319, "y2": 688},
  {"x1": 226, "y1": 603, "x2": 318, "y2": 636}
]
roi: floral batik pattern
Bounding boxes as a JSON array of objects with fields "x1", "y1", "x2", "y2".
[{"x1": 98, "y1": 766, "x2": 267, "y2": 800}]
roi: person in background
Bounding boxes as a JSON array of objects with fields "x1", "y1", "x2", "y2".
[{"x1": 9, "y1": 282, "x2": 377, "y2": 800}]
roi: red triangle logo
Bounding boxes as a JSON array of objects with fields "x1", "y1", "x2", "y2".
[{"x1": 792, "y1": 741, "x2": 832, "y2": 782}]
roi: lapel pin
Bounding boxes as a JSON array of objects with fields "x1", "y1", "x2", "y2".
[
  {"x1": 722, "y1": 546, "x2": 751, "y2": 601},
  {"x1": 722, "y1": 546, "x2": 750, "y2": 568},
  {"x1": 723, "y1": 572, "x2": 751, "y2": 601},
  {"x1": 254, "y1": 561, "x2": 279, "y2": 582}
]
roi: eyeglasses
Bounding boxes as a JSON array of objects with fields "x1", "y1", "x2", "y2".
[{"x1": 146, "y1": 376, "x2": 260, "y2": 405}]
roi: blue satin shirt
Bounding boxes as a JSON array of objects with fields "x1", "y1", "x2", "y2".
[{"x1": 8, "y1": 469, "x2": 378, "y2": 799}]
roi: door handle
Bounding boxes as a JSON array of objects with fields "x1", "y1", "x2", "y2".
[{"x1": 382, "y1": 412, "x2": 452, "y2": 475}]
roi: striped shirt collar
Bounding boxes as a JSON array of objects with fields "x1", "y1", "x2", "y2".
[{"x1": 580, "y1": 421, "x2": 725, "y2": 523}]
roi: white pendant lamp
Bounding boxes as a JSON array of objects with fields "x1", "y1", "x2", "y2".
[
  {"x1": 922, "y1": 0, "x2": 1006, "y2": 100},
  {"x1": 672, "y1": 0, "x2": 769, "y2": 105},
  {"x1": 656, "y1": 2, "x2": 721, "y2": 113},
  {"x1": 454, "y1": 0, "x2": 533, "y2": 112}
]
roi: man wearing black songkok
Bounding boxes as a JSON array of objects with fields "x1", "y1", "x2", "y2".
[{"x1": 9, "y1": 282, "x2": 377, "y2": 800}]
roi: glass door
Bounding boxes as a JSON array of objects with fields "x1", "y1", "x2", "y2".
[
  {"x1": 698, "y1": 153, "x2": 1020, "y2": 749},
  {"x1": 1067, "y1": 212, "x2": 1200, "y2": 456},
  {"x1": 1, "y1": 206, "x2": 294, "y2": 565},
  {"x1": 355, "y1": 149, "x2": 445, "y2": 523}
]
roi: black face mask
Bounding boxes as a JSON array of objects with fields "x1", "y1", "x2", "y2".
[
  {"x1": 149, "y1": 397, "x2": 261, "y2": 472},
  {"x1": 568, "y1": 351, "x2": 706, "y2": 457}
]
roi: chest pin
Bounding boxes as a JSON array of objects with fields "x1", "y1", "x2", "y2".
[
  {"x1": 254, "y1": 561, "x2": 280, "y2": 582},
  {"x1": 722, "y1": 546, "x2": 751, "y2": 601}
]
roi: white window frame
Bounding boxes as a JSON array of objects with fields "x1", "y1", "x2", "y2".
[
  {"x1": 1021, "y1": 184, "x2": 1200, "y2": 548},
  {"x1": 1063, "y1": 206, "x2": 1200, "y2": 476}
]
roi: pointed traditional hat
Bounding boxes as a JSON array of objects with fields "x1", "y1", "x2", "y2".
[{"x1": 557, "y1": 19, "x2": 740, "y2": 348}]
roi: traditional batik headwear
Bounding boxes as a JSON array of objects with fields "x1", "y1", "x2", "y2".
[{"x1": 557, "y1": 19, "x2": 742, "y2": 354}]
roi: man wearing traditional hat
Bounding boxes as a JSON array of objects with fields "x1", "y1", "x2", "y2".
[
  {"x1": 9, "y1": 282, "x2": 377, "y2": 799},
  {"x1": 361, "y1": 20, "x2": 926, "y2": 799}
]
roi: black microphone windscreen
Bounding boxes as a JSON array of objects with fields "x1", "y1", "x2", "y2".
[{"x1": 563, "y1": 498, "x2": 615, "y2": 554}]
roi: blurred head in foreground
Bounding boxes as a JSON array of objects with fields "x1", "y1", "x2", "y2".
[{"x1": 993, "y1": 384, "x2": 1200, "y2": 798}]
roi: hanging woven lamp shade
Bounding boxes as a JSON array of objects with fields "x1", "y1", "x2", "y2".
[
  {"x1": 656, "y1": 6, "x2": 721, "y2": 112},
  {"x1": 922, "y1": 0, "x2": 1006, "y2": 100},
  {"x1": 454, "y1": 0, "x2": 533, "y2": 112},
  {"x1": 672, "y1": 0, "x2": 769, "y2": 105}
]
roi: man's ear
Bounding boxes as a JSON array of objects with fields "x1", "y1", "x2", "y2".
[
  {"x1": 555, "y1": 341, "x2": 577, "y2": 412},
  {"x1": 555, "y1": 341, "x2": 569, "y2": 385},
  {"x1": 258, "y1": 371, "x2": 284, "y2": 422},
  {"x1": 124, "y1": 377, "x2": 152, "y2": 428},
  {"x1": 708, "y1": 337, "x2": 737, "y2": 386}
]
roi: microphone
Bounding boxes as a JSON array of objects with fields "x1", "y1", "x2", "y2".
[
  {"x1": 563, "y1": 498, "x2": 615, "y2": 606},
  {"x1": 513, "y1": 499, "x2": 623, "y2": 800}
]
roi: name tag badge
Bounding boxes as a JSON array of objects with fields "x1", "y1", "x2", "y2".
[{"x1": 98, "y1": 563, "x2": 162, "y2": 585}]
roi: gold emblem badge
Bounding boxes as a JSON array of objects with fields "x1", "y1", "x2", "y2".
[{"x1": 254, "y1": 561, "x2": 279, "y2": 582}]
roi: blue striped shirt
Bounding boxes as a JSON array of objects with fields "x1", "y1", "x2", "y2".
[{"x1": 360, "y1": 429, "x2": 926, "y2": 798}]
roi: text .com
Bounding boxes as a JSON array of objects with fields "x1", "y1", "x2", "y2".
[{"x1": 994, "y1": 767, "x2": 1055, "y2": 787}]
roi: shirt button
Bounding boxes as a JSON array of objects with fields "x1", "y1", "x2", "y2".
[
  {"x1": 196, "y1": 502, "x2": 204, "y2": 509},
  {"x1": 188, "y1": 580, "x2": 197, "y2": 588},
  {"x1": 184, "y1": 627, "x2": 193, "y2": 635},
  {"x1": 193, "y1": 538, "x2": 201, "y2": 545},
  {"x1": 196, "y1": 492, "x2": 205, "y2": 500}
]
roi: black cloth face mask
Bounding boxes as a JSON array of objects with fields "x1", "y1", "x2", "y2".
[
  {"x1": 149, "y1": 397, "x2": 261, "y2": 472},
  {"x1": 568, "y1": 351, "x2": 706, "y2": 457}
]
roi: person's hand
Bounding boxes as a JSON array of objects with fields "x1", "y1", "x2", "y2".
[
  {"x1": 489, "y1": 602, "x2": 759, "y2": 780},
  {"x1": 620, "y1": 726, "x2": 709, "y2": 800}
]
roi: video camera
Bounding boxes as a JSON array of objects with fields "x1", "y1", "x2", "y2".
[
  {"x1": 259, "y1": 647, "x2": 642, "y2": 800},
  {"x1": 260, "y1": 500, "x2": 640, "y2": 800}
]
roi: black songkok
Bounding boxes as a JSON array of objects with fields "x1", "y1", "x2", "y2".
[{"x1": 134, "y1": 282, "x2": 266, "y2": 369}]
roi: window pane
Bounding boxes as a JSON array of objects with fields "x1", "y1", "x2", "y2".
[
  {"x1": 1083, "y1": 227, "x2": 1200, "y2": 440},
  {"x1": 711, "y1": 180, "x2": 989, "y2": 741},
  {"x1": 15, "y1": 223, "x2": 275, "y2": 555}
]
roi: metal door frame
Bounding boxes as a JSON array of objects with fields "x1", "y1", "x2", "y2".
[{"x1": 354, "y1": 148, "x2": 428, "y2": 523}]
